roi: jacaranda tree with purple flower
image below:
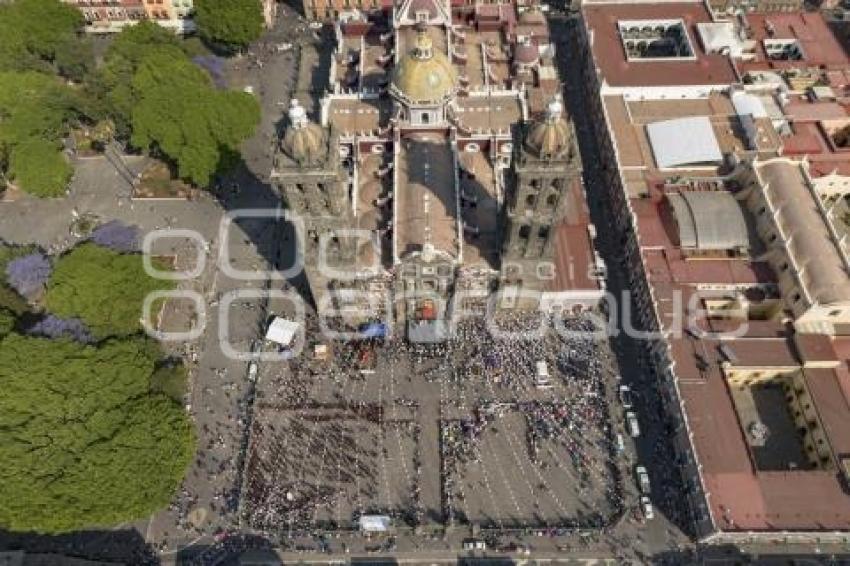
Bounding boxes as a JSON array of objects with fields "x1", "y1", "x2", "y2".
[
  {"x1": 27, "y1": 314, "x2": 92, "y2": 343},
  {"x1": 90, "y1": 220, "x2": 140, "y2": 253},
  {"x1": 5, "y1": 253, "x2": 51, "y2": 299}
]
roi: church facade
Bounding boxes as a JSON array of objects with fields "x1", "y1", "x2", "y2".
[{"x1": 271, "y1": 0, "x2": 603, "y2": 338}]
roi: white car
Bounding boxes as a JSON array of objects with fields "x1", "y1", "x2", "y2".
[
  {"x1": 618, "y1": 384, "x2": 634, "y2": 409},
  {"x1": 626, "y1": 411, "x2": 641, "y2": 437},
  {"x1": 309, "y1": 21, "x2": 323, "y2": 30},
  {"x1": 615, "y1": 433, "x2": 625, "y2": 453},
  {"x1": 635, "y1": 465, "x2": 651, "y2": 494},
  {"x1": 640, "y1": 496, "x2": 655, "y2": 520}
]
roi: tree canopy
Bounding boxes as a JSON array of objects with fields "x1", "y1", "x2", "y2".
[
  {"x1": 0, "y1": 309, "x2": 14, "y2": 338},
  {"x1": 8, "y1": 138, "x2": 72, "y2": 198},
  {"x1": 129, "y1": 52, "x2": 260, "y2": 186},
  {"x1": 0, "y1": 71, "x2": 80, "y2": 197},
  {"x1": 195, "y1": 0, "x2": 264, "y2": 50},
  {"x1": 45, "y1": 243, "x2": 175, "y2": 338},
  {"x1": 0, "y1": 0, "x2": 88, "y2": 78},
  {"x1": 93, "y1": 21, "x2": 188, "y2": 132},
  {"x1": 0, "y1": 334, "x2": 195, "y2": 533}
]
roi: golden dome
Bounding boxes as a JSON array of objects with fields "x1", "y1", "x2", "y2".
[
  {"x1": 525, "y1": 95, "x2": 572, "y2": 159},
  {"x1": 391, "y1": 28, "x2": 457, "y2": 104},
  {"x1": 282, "y1": 99, "x2": 327, "y2": 165}
]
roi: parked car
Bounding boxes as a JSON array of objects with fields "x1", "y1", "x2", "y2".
[
  {"x1": 615, "y1": 433, "x2": 625, "y2": 453},
  {"x1": 635, "y1": 465, "x2": 651, "y2": 494},
  {"x1": 640, "y1": 496, "x2": 655, "y2": 520},
  {"x1": 626, "y1": 411, "x2": 641, "y2": 437},
  {"x1": 618, "y1": 384, "x2": 634, "y2": 408}
]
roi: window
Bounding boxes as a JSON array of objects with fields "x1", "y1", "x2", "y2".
[
  {"x1": 538, "y1": 226, "x2": 550, "y2": 239},
  {"x1": 519, "y1": 225, "x2": 531, "y2": 239},
  {"x1": 546, "y1": 194, "x2": 557, "y2": 207},
  {"x1": 830, "y1": 309, "x2": 842, "y2": 317},
  {"x1": 525, "y1": 194, "x2": 536, "y2": 207}
]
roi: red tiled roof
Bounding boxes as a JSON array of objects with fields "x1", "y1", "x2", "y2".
[
  {"x1": 741, "y1": 12, "x2": 850, "y2": 72},
  {"x1": 794, "y1": 333, "x2": 840, "y2": 365},
  {"x1": 805, "y1": 367, "x2": 850, "y2": 457},
  {"x1": 583, "y1": 3, "x2": 738, "y2": 88},
  {"x1": 547, "y1": 222, "x2": 599, "y2": 293}
]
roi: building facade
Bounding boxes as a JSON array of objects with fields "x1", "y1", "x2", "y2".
[{"x1": 64, "y1": 0, "x2": 196, "y2": 33}]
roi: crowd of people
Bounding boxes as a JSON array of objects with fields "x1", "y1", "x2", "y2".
[{"x1": 238, "y1": 311, "x2": 629, "y2": 541}]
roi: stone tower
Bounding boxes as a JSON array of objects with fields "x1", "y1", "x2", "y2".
[
  {"x1": 501, "y1": 95, "x2": 582, "y2": 307},
  {"x1": 273, "y1": 99, "x2": 358, "y2": 311}
]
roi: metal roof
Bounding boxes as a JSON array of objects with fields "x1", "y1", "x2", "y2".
[
  {"x1": 646, "y1": 116, "x2": 723, "y2": 169},
  {"x1": 731, "y1": 91, "x2": 768, "y2": 119},
  {"x1": 666, "y1": 191, "x2": 750, "y2": 250}
]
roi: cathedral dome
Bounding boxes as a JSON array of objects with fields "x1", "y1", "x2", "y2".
[
  {"x1": 525, "y1": 95, "x2": 572, "y2": 160},
  {"x1": 281, "y1": 99, "x2": 327, "y2": 165},
  {"x1": 391, "y1": 27, "x2": 457, "y2": 104}
]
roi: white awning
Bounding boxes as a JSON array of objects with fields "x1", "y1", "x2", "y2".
[
  {"x1": 359, "y1": 515, "x2": 392, "y2": 532},
  {"x1": 265, "y1": 317, "x2": 300, "y2": 346},
  {"x1": 646, "y1": 116, "x2": 723, "y2": 169}
]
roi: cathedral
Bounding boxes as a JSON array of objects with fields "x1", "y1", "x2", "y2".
[{"x1": 271, "y1": 0, "x2": 603, "y2": 339}]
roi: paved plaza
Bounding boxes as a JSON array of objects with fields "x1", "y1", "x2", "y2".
[{"x1": 240, "y1": 314, "x2": 624, "y2": 542}]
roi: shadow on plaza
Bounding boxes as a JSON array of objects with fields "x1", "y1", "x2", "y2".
[{"x1": 0, "y1": 527, "x2": 159, "y2": 564}]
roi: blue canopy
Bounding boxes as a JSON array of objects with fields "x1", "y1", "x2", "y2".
[{"x1": 360, "y1": 322, "x2": 387, "y2": 338}]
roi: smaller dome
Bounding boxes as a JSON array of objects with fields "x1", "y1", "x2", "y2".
[
  {"x1": 525, "y1": 95, "x2": 572, "y2": 160},
  {"x1": 281, "y1": 99, "x2": 327, "y2": 165},
  {"x1": 519, "y1": 7, "x2": 546, "y2": 25}
]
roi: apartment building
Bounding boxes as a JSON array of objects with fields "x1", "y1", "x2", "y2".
[
  {"x1": 67, "y1": 0, "x2": 277, "y2": 33},
  {"x1": 63, "y1": 0, "x2": 196, "y2": 32}
]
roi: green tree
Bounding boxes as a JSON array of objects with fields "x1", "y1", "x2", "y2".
[
  {"x1": 8, "y1": 139, "x2": 72, "y2": 198},
  {"x1": 150, "y1": 363, "x2": 189, "y2": 402},
  {"x1": 0, "y1": 309, "x2": 14, "y2": 338},
  {"x1": 129, "y1": 53, "x2": 260, "y2": 186},
  {"x1": 0, "y1": 0, "x2": 87, "y2": 78},
  {"x1": 0, "y1": 71, "x2": 81, "y2": 197},
  {"x1": 46, "y1": 243, "x2": 175, "y2": 338},
  {"x1": 0, "y1": 334, "x2": 195, "y2": 533},
  {"x1": 54, "y1": 35, "x2": 95, "y2": 83},
  {"x1": 91, "y1": 21, "x2": 198, "y2": 136},
  {"x1": 195, "y1": 0, "x2": 264, "y2": 50}
]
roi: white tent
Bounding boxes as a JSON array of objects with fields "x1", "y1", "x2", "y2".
[
  {"x1": 265, "y1": 317, "x2": 300, "y2": 347},
  {"x1": 358, "y1": 515, "x2": 392, "y2": 532}
]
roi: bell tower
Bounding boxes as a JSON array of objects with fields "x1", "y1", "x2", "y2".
[
  {"x1": 273, "y1": 100, "x2": 358, "y2": 309},
  {"x1": 500, "y1": 95, "x2": 582, "y2": 307}
]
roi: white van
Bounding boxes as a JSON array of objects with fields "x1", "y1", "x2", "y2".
[
  {"x1": 625, "y1": 411, "x2": 641, "y2": 437},
  {"x1": 534, "y1": 361, "x2": 552, "y2": 389}
]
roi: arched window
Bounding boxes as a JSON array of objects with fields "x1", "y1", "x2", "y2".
[
  {"x1": 525, "y1": 194, "x2": 536, "y2": 207},
  {"x1": 546, "y1": 193, "x2": 558, "y2": 207}
]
